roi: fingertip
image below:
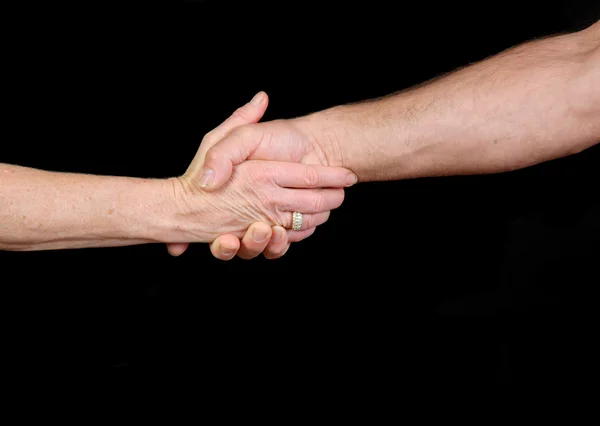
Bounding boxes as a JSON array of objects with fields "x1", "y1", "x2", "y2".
[
  {"x1": 167, "y1": 243, "x2": 189, "y2": 257},
  {"x1": 250, "y1": 91, "x2": 267, "y2": 105},
  {"x1": 210, "y1": 235, "x2": 240, "y2": 261},
  {"x1": 346, "y1": 173, "x2": 358, "y2": 186},
  {"x1": 199, "y1": 152, "x2": 233, "y2": 191}
]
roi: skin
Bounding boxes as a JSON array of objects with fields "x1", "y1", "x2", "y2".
[
  {"x1": 194, "y1": 20, "x2": 599, "y2": 257},
  {"x1": 167, "y1": 92, "x2": 302, "y2": 260},
  {"x1": 0, "y1": 92, "x2": 357, "y2": 251}
]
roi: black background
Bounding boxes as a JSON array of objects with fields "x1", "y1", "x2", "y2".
[{"x1": 2, "y1": 1, "x2": 599, "y2": 388}]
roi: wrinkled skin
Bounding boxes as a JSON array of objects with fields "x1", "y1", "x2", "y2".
[
  {"x1": 172, "y1": 159, "x2": 347, "y2": 243},
  {"x1": 167, "y1": 92, "x2": 351, "y2": 259}
]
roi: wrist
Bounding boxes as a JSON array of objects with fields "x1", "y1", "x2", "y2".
[
  {"x1": 116, "y1": 177, "x2": 185, "y2": 244},
  {"x1": 151, "y1": 177, "x2": 213, "y2": 244},
  {"x1": 296, "y1": 100, "x2": 398, "y2": 181}
]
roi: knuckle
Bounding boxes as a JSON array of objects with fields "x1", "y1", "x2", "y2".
[
  {"x1": 203, "y1": 148, "x2": 219, "y2": 164},
  {"x1": 275, "y1": 211, "x2": 287, "y2": 228},
  {"x1": 202, "y1": 131, "x2": 216, "y2": 145},
  {"x1": 311, "y1": 191, "x2": 326, "y2": 212},
  {"x1": 303, "y1": 167, "x2": 321, "y2": 187}
]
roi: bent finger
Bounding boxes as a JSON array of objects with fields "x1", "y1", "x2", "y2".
[
  {"x1": 237, "y1": 222, "x2": 273, "y2": 260},
  {"x1": 210, "y1": 234, "x2": 241, "y2": 261},
  {"x1": 187, "y1": 92, "x2": 268, "y2": 185},
  {"x1": 167, "y1": 242, "x2": 189, "y2": 257},
  {"x1": 263, "y1": 226, "x2": 289, "y2": 259}
]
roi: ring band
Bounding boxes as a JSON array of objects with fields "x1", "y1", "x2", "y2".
[{"x1": 292, "y1": 212, "x2": 303, "y2": 231}]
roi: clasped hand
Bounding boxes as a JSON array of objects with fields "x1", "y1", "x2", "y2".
[{"x1": 166, "y1": 92, "x2": 356, "y2": 260}]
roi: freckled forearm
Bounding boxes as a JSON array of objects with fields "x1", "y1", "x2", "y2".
[{"x1": 0, "y1": 164, "x2": 178, "y2": 250}]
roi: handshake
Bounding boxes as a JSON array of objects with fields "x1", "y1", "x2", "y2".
[
  {"x1": 3, "y1": 30, "x2": 594, "y2": 254},
  {"x1": 164, "y1": 91, "x2": 357, "y2": 261}
]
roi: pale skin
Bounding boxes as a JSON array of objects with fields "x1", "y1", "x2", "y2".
[
  {"x1": 0, "y1": 93, "x2": 357, "y2": 252},
  {"x1": 188, "y1": 20, "x2": 599, "y2": 258}
]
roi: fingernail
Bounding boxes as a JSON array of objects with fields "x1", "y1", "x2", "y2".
[
  {"x1": 346, "y1": 174, "x2": 358, "y2": 186},
  {"x1": 220, "y1": 246, "x2": 236, "y2": 256},
  {"x1": 198, "y1": 168, "x2": 214, "y2": 187},
  {"x1": 253, "y1": 228, "x2": 268, "y2": 242},
  {"x1": 250, "y1": 92, "x2": 264, "y2": 105}
]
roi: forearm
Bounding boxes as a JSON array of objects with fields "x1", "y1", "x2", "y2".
[
  {"x1": 304, "y1": 23, "x2": 600, "y2": 181},
  {"x1": 0, "y1": 164, "x2": 179, "y2": 250}
]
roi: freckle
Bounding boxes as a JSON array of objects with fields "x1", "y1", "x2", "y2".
[
  {"x1": 22, "y1": 215, "x2": 27, "y2": 219},
  {"x1": 493, "y1": 140, "x2": 498, "y2": 144},
  {"x1": 108, "y1": 209, "x2": 114, "y2": 215}
]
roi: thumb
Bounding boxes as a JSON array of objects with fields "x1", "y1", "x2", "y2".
[
  {"x1": 196, "y1": 120, "x2": 265, "y2": 190},
  {"x1": 167, "y1": 92, "x2": 268, "y2": 257},
  {"x1": 186, "y1": 91, "x2": 268, "y2": 185}
]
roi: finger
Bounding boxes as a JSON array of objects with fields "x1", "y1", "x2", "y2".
[
  {"x1": 272, "y1": 163, "x2": 357, "y2": 189},
  {"x1": 237, "y1": 222, "x2": 273, "y2": 260},
  {"x1": 210, "y1": 234, "x2": 241, "y2": 261},
  {"x1": 171, "y1": 93, "x2": 268, "y2": 256},
  {"x1": 280, "y1": 188, "x2": 345, "y2": 214},
  {"x1": 187, "y1": 92, "x2": 268, "y2": 183},
  {"x1": 286, "y1": 227, "x2": 317, "y2": 243},
  {"x1": 263, "y1": 226, "x2": 289, "y2": 259},
  {"x1": 265, "y1": 243, "x2": 291, "y2": 260},
  {"x1": 281, "y1": 211, "x2": 330, "y2": 230},
  {"x1": 205, "y1": 92, "x2": 268, "y2": 149},
  {"x1": 167, "y1": 243, "x2": 189, "y2": 257},
  {"x1": 197, "y1": 126, "x2": 260, "y2": 190}
]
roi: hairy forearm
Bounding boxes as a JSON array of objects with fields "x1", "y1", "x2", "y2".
[
  {"x1": 304, "y1": 23, "x2": 600, "y2": 181},
  {"x1": 0, "y1": 164, "x2": 178, "y2": 250}
]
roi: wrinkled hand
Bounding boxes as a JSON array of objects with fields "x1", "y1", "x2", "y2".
[
  {"x1": 193, "y1": 95, "x2": 350, "y2": 260},
  {"x1": 167, "y1": 92, "x2": 280, "y2": 259},
  {"x1": 170, "y1": 159, "x2": 354, "y2": 246},
  {"x1": 167, "y1": 92, "x2": 355, "y2": 259}
]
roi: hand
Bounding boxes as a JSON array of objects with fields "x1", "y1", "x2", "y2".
[
  {"x1": 208, "y1": 222, "x2": 291, "y2": 261},
  {"x1": 168, "y1": 159, "x2": 355, "y2": 244},
  {"x1": 188, "y1": 99, "x2": 351, "y2": 260},
  {"x1": 168, "y1": 93, "x2": 355, "y2": 260},
  {"x1": 167, "y1": 92, "x2": 284, "y2": 259},
  {"x1": 196, "y1": 113, "x2": 345, "y2": 190}
]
